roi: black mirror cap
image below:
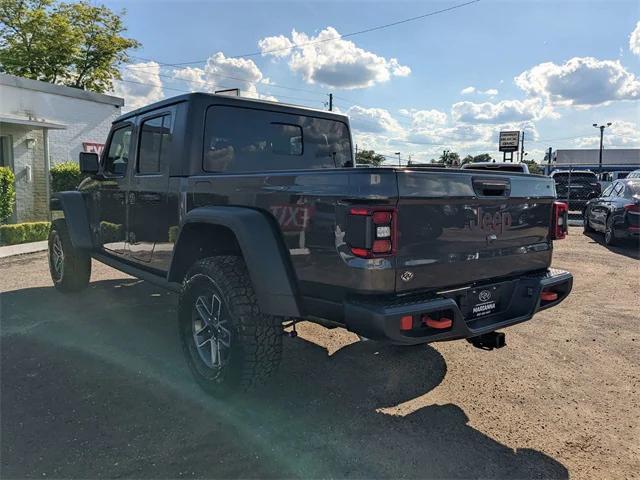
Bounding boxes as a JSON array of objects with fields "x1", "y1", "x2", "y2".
[{"x1": 79, "y1": 152, "x2": 99, "y2": 174}]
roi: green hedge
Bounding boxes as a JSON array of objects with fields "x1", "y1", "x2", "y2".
[
  {"x1": 51, "y1": 162, "x2": 88, "y2": 193},
  {"x1": 0, "y1": 167, "x2": 16, "y2": 224},
  {"x1": 0, "y1": 222, "x2": 51, "y2": 246}
]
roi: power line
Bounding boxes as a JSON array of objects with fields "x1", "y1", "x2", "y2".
[
  {"x1": 125, "y1": 0, "x2": 480, "y2": 69},
  {"x1": 112, "y1": 78, "x2": 325, "y2": 107}
]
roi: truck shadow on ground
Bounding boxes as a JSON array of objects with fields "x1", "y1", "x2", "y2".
[
  {"x1": 1, "y1": 278, "x2": 568, "y2": 479},
  {"x1": 582, "y1": 231, "x2": 640, "y2": 260}
]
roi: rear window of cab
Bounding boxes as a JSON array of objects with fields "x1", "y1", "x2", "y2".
[{"x1": 202, "y1": 105, "x2": 352, "y2": 173}]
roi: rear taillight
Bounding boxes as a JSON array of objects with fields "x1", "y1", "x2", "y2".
[
  {"x1": 347, "y1": 207, "x2": 396, "y2": 258},
  {"x1": 551, "y1": 201, "x2": 568, "y2": 240},
  {"x1": 623, "y1": 203, "x2": 640, "y2": 214}
]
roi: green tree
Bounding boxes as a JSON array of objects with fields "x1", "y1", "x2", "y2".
[
  {"x1": 522, "y1": 159, "x2": 542, "y2": 174},
  {"x1": 438, "y1": 150, "x2": 460, "y2": 167},
  {"x1": 0, "y1": 0, "x2": 140, "y2": 93},
  {"x1": 461, "y1": 155, "x2": 474, "y2": 165},
  {"x1": 356, "y1": 149, "x2": 385, "y2": 167}
]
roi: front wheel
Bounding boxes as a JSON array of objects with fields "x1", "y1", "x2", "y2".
[
  {"x1": 48, "y1": 220, "x2": 91, "y2": 293},
  {"x1": 178, "y1": 256, "x2": 283, "y2": 396}
]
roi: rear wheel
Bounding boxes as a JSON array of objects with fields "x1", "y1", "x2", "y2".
[
  {"x1": 604, "y1": 216, "x2": 617, "y2": 246},
  {"x1": 178, "y1": 256, "x2": 283, "y2": 396},
  {"x1": 48, "y1": 220, "x2": 91, "y2": 293}
]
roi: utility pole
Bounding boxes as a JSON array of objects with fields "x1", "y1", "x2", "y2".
[
  {"x1": 547, "y1": 147, "x2": 552, "y2": 174},
  {"x1": 328, "y1": 93, "x2": 333, "y2": 111},
  {"x1": 395, "y1": 152, "x2": 401, "y2": 167},
  {"x1": 520, "y1": 131, "x2": 525, "y2": 163},
  {"x1": 593, "y1": 122, "x2": 611, "y2": 175}
]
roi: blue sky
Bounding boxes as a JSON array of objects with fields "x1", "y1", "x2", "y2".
[{"x1": 106, "y1": 0, "x2": 640, "y2": 163}]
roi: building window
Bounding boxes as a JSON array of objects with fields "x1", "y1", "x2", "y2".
[
  {"x1": 138, "y1": 114, "x2": 172, "y2": 175},
  {"x1": 0, "y1": 136, "x2": 13, "y2": 169}
]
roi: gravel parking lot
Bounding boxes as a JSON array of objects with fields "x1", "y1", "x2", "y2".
[{"x1": 1, "y1": 227, "x2": 638, "y2": 479}]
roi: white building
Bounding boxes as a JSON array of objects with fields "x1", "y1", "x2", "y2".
[{"x1": 0, "y1": 73, "x2": 123, "y2": 222}]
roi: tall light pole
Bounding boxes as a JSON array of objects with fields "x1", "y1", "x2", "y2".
[
  {"x1": 395, "y1": 152, "x2": 401, "y2": 167},
  {"x1": 593, "y1": 122, "x2": 612, "y2": 175}
]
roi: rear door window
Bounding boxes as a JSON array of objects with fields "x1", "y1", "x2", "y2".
[
  {"x1": 138, "y1": 114, "x2": 172, "y2": 175},
  {"x1": 203, "y1": 105, "x2": 352, "y2": 172}
]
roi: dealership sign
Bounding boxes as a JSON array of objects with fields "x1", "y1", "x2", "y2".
[{"x1": 499, "y1": 131, "x2": 520, "y2": 152}]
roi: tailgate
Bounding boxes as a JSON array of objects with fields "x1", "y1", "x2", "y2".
[{"x1": 395, "y1": 170, "x2": 556, "y2": 293}]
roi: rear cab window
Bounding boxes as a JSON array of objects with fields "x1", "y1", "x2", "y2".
[{"x1": 203, "y1": 105, "x2": 352, "y2": 172}]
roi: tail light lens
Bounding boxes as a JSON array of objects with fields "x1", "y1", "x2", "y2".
[
  {"x1": 347, "y1": 207, "x2": 396, "y2": 258},
  {"x1": 551, "y1": 201, "x2": 568, "y2": 240},
  {"x1": 623, "y1": 203, "x2": 640, "y2": 214}
]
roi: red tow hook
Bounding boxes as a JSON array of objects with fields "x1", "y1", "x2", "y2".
[
  {"x1": 540, "y1": 290, "x2": 559, "y2": 302},
  {"x1": 423, "y1": 316, "x2": 453, "y2": 329}
]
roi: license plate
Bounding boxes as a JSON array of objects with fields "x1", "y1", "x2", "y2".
[
  {"x1": 464, "y1": 284, "x2": 505, "y2": 319},
  {"x1": 471, "y1": 300, "x2": 497, "y2": 318}
]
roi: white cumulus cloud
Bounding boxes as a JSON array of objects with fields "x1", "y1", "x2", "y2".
[
  {"x1": 460, "y1": 86, "x2": 498, "y2": 96},
  {"x1": 451, "y1": 99, "x2": 544, "y2": 124},
  {"x1": 400, "y1": 108, "x2": 448, "y2": 127},
  {"x1": 515, "y1": 57, "x2": 640, "y2": 107},
  {"x1": 113, "y1": 61, "x2": 165, "y2": 111},
  {"x1": 172, "y1": 52, "x2": 277, "y2": 101},
  {"x1": 630, "y1": 21, "x2": 640, "y2": 56},
  {"x1": 347, "y1": 106, "x2": 403, "y2": 134},
  {"x1": 172, "y1": 52, "x2": 276, "y2": 100},
  {"x1": 258, "y1": 27, "x2": 410, "y2": 89}
]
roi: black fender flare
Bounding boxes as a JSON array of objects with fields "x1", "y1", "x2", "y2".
[
  {"x1": 169, "y1": 206, "x2": 301, "y2": 318},
  {"x1": 50, "y1": 191, "x2": 93, "y2": 250}
]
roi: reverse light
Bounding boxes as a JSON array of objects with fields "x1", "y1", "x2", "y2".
[
  {"x1": 347, "y1": 207, "x2": 397, "y2": 258},
  {"x1": 551, "y1": 201, "x2": 568, "y2": 240}
]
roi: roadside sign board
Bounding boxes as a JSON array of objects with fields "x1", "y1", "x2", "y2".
[{"x1": 499, "y1": 131, "x2": 520, "y2": 152}]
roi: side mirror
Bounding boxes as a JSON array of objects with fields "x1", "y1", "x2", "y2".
[{"x1": 79, "y1": 152, "x2": 99, "y2": 174}]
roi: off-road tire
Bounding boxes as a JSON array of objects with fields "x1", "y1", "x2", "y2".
[
  {"x1": 48, "y1": 219, "x2": 91, "y2": 293},
  {"x1": 178, "y1": 256, "x2": 283, "y2": 396},
  {"x1": 604, "y1": 216, "x2": 617, "y2": 246}
]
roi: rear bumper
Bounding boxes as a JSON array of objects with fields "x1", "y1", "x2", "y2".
[{"x1": 344, "y1": 268, "x2": 573, "y2": 345}]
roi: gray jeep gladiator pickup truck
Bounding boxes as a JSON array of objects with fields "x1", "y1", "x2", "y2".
[{"x1": 49, "y1": 93, "x2": 573, "y2": 395}]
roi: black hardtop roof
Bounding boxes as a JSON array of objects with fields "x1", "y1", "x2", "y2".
[{"x1": 115, "y1": 92, "x2": 349, "y2": 123}]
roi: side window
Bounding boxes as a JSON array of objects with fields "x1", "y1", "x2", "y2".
[
  {"x1": 138, "y1": 114, "x2": 172, "y2": 174},
  {"x1": 104, "y1": 126, "x2": 132, "y2": 176},
  {"x1": 602, "y1": 184, "x2": 614, "y2": 197}
]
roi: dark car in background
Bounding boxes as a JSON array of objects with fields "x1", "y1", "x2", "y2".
[
  {"x1": 551, "y1": 170, "x2": 601, "y2": 211},
  {"x1": 584, "y1": 179, "x2": 640, "y2": 245}
]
